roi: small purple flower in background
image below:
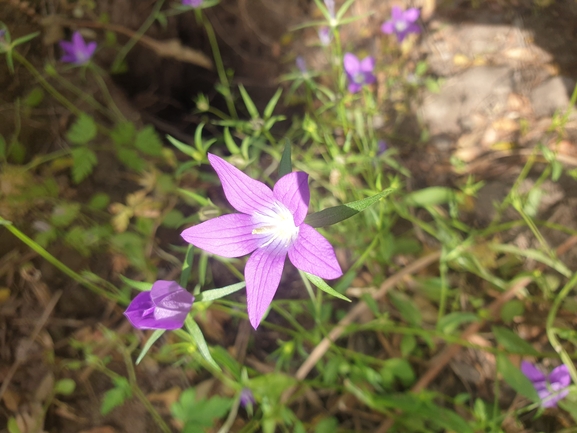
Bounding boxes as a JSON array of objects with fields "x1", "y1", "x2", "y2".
[
  {"x1": 124, "y1": 280, "x2": 194, "y2": 330},
  {"x1": 381, "y1": 6, "x2": 421, "y2": 42},
  {"x1": 343, "y1": 53, "x2": 376, "y2": 94},
  {"x1": 296, "y1": 56, "x2": 307, "y2": 74},
  {"x1": 318, "y1": 27, "x2": 332, "y2": 46},
  {"x1": 521, "y1": 361, "x2": 572, "y2": 408},
  {"x1": 59, "y1": 31, "x2": 96, "y2": 65},
  {"x1": 324, "y1": 0, "x2": 335, "y2": 18},
  {"x1": 182, "y1": 0, "x2": 203, "y2": 7},
  {"x1": 377, "y1": 140, "x2": 388, "y2": 155},
  {"x1": 181, "y1": 154, "x2": 343, "y2": 329},
  {"x1": 0, "y1": 29, "x2": 5, "y2": 40},
  {"x1": 240, "y1": 388, "x2": 255, "y2": 407}
]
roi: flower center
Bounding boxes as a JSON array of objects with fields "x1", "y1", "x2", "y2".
[
  {"x1": 353, "y1": 72, "x2": 365, "y2": 84},
  {"x1": 395, "y1": 20, "x2": 408, "y2": 32},
  {"x1": 252, "y1": 201, "x2": 299, "y2": 249}
]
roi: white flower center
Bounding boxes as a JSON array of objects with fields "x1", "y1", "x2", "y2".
[
  {"x1": 395, "y1": 20, "x2": 408, "y2": 32},
  {"x1": 353, "y1": 72, "x2": 365, "y2": 84},
  {"x1": 252, "y1": 201, "x2": 299, "y2": 249}
]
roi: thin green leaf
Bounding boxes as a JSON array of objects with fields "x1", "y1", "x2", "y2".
[
  {"x1": 303, "y1": 272, "x2": 350, "y2": 302},
  {"x1": 263, "y1": 88, "x2": 283, "y2": 119},
  {"x1": 305, "y1": 187, "x2": 395, "y2": 228},
  {"x1": 180, "y1": 244, "x2": 194, "y2": 288},
  {"x1": 404, "y1": 186, "x2": 454, "y2": 207},
  {"x1": 167, "y1": 135, "x2": 195, "y2": 157},
  {"x1": 490, "y1": 243, "x2": 571, "y2": 277},
  {"x1": 238, "y1": 84, "x2": 259, "y2": 119},
  {"x1": 12, "y1": 31, "x2": 40, "y2": 46},
  {"x1": 196, "y1": 282, "x2": 246, "y2": 302},
  {"x1": 278, "y1": 139, "x2": 292, "y2": 177},
  {"x1": 497, "y1": 353, "x2": 540, "y2": 402},
  {"x1": 136, "y1": 329, "x2": 165, "y2": 364},
  {"x1": 223, "y1": 127, "x2": 240, "y2": 154},
  {"x1": 185, "y1": 316, "x2": 220, "y2": 370},
  {"x1": 336, "y1": 0, "x2": 357, "y2": 20},
  {"x1": 493, "y1": 326, "x2": 540, "y2": 356},
  {"x1": 119, "y1": 275, "x2": 153, "y2": 291},
  {"x1": 178, "y1": 188, "x2": 209, "y2": 206}
]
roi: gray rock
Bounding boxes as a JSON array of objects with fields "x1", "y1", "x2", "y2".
[
  {"x1": 420, "y1": 66, "x2": 513, "y2": 135},
  {"x1": 530, "y1": 76, "x2": 576, "y2": 118}
]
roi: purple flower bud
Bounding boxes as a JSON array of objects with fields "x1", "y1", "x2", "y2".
[
  {"x1": 0, "y1": 29, "x2": 5, "y2": 40},
  {"x1": 381, "y1": 6, "x2": 421, "y2": 43},
  {"x1": 323, "y1": 0, "x2": 335, "y2": 18},
  {"x1": 239, "y1": 388, "x2": 255, "y2": 407},
  {"x1": 318, "y1": 27, "x2": 332, "y2": 46},
  {"x1": 343, "y1": 53, "x2": 376, "y2": 94},
  {"x1": 521, "y1": 361, "x2": 572, "y2": 408},
  {"x1": 124, "y1": 281, "x2": 194, "y2": 330},
  {"x1": 377, "y1": 140, "x2": 388, "y2": 155},
  {"x1": 182, "y1": 0, "x2": 203, "y2": 7},
  {"x1": 296, "y1": 56, "x2": 307, "y2": 74},
  {"x1": 59, "y1": 31, "x2": 97, "y2": 65}
]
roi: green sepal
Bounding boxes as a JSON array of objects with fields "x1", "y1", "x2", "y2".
[
  {"x1": 305, "y1": 186, "x2": 396, "y2": 228},
  {"x1": 303, "y1": 272, "x2": 350, "y2": 302},
  {"x1": 196, "y1": 281, "x2": 246, "y2": 302},
  {"x1": 278, "y1": 139, "x2": 292, "y2": 178},
  {"x1": 136, "y1": 329, "x2": 165, "y2": 364},
  {"x1": 185, "y1": 316, "x2": 220, "y2": 371}
]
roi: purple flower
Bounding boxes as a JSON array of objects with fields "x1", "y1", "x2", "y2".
[
  {"x1": 377, "y1": 140, "x2": 388, "y2": 155},
  {"x1": 182, "y1": 0, "x2": 203, "y2": 7},
  {"x1": 343, "y1": 53, "x2": 376, "y2": 93},
  {"x1": 124, "y1": 280, "x2": 194, "y2": 330},
  {"x1": 296, "y1": 56, "x2": 307, "y2": 74},
  {"x1": 521, "y1": 361, "x2": 572, "y2": 408},
  {"x1": 324, "y1": 0, "x2": 335, "y2": 18},
  {"x1": 318, "y1": 27, "x2": 332, "y2": 46},
  {"x1": 59, "y1": 31, "x2": 96, "y2": 65},
  {"x1": 240, "y1": 388, "x2": 255, "y2": 407},
  {"x1": 181, "y1": 154, "x2": 343, "y2": 329},
  {"x1": 0, "y1": 29, "x2": 5, "y2": 40},
  {"x1": 381, "y1": 6, "x2": 421, "y2": 42}
]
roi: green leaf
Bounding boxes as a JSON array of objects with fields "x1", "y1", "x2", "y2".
[
  {"x1": 179, "y1": 244, "x2": 194, "y2": 288},
  {"x1": 12, "y1": 31, "x2": 39, "y2": 47},
  {"x1": 0, "y1": 134, "x2": 6, "y2": 158},
  {"x1": 171, "y1": 388, "x2": 232, "y2": 429},
  {"x1": 54, "y1": 378, "x2": 76, "y2": 395},
  {"x1": 101, "y1": 377, "x2": 132, "y2": 415},
  {"x1": 314, "y1": 417, "x2": 338, "y2": 433},
  {"x1": 389, "y1": 291, "x2": 422, "y2": 326},
  {"x1": 162, "y1": 209, "x2": 185, "y2": 228},
  {"x1": 238, "y1": 84, "x2": 259, "y2": 119},
  {"x1": 493, "y1": 326, "x2": 540, "y2": 355},
  {"x1": 7, "y1": 417, "x2": 21, "y2": 433},
  {"x1": 381, "y1": 358, "x2": 416, "y2": 387},
  {"x1": 116, "y1": 148, "x2": 146, "y2": 172},
  {"x1": 119, "y1": 275, "x2": 153, "y2": 291},
  {"x1": 196, "y1": 281, "x2": 246, "y2": 302},
  {"x1": 88, "y1": 192, "x2": 110, "y2": 210},
  {"x1": 185, "y1": 316, "x2": 220, "y2": 371},
  {"x1": 66, "y1": 113, "x2": 97, "y2": 145},
  {"x1": 71, "y1": 147, "x2": 98, "y2": 183},
  {"x1": 111, "y1": 122, "x2": 136, "y2": 146},
  {"x1": 437, "y1": 312, "x2": 479, "y2": 335},
  {"x1": 135, "y1": 125, "x2": 163, "y2": 156},
  {"x1": 496, "y1": 353, "x2": 540, "y2": 402},
  {"x1": 400, "y1": 334, "x2": 417, "y2": 357},
  {"x1": 500, "y1": 300, "x2": 525, "y2": 324},
  {"x1": 50, "y1": 203, "x2": 81, "y2": 227},
  {"x1": 305, "y1": 187, "x2": 396, "y2": 228},
  {"x1": 223, "y1": 127, "x2": 240, "y2": 154},
  {"x1": 278, "y1": 139, "x2": 292, "y2": 178},
  {"x1": 167, "y1": 134, "x2": 195, "y2": 157},
  {"x1": 404, "y1": 186, "x2": 453, "y2": 207},
  {"x1": 263, "y1": 88, "x2": 283, "y2": 119},
  {"x1": 136, "y1": 329, "x2": 165, "y2": 364},
  {"x1": 303, "y1": 272, "x2": 350, "y2": 302},
  {"x1": 23, "y1": 87, "x2": 44, "y2": 108}
]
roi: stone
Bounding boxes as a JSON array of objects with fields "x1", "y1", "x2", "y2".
[{"x1": 530, "y1": 76, "x2": 576, "y2": 118}]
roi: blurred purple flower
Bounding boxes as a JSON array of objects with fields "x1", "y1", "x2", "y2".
[
  {"x1": 377, "y1": 140, "x2": 388, "y2": 155},
  {"x1": 381, "y1": 6, "x2": 421, "y2": 42},
  {"x1": 324, "y1": 0, "x2": 335, "y2": 18},
  {"x1": 124, "y1": 281, "x2": 194, "y2": 330},
  {"x1": 59, "y1": 31, "x2": 96, "y2": 65},
  {"x1": 318, "y1": 27, "x2": 332, "y2": 46},
  {"x1": 181, "y1": 154, "x2": 342, "y2": 329},
  {"x1": 240, "y1": 388, "x2": 255, "y2": 407},
  {"x1": 0, "y1": 29, "x2": 5, "y2": 40},
  {"x1": 296, "y1": 56, "x2": 307, "y2": 74},
  {"x1": 182, "y1": 0, "x2": 203, "y2": 7},
  {"x1": 343, "y1": 53, "x2": 376, "y2": 93},
  {"x1": 521, "y1": 361, "x2": 572, "y2": 408}
]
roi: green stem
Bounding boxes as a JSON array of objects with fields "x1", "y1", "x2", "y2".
[{"x1": 22, "y1": 148, "x2": 71, "y2": 171}]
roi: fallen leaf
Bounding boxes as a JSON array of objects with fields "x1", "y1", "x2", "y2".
[
  {"x1": 2, "y1": 388, "x2": 21, "y2": 412},
  {"x1": 144, "y1": 38, "x2": 213, "y2": 70},
  {"x1": 147, "y1": 386, "x2": 181, "y2": 411}
]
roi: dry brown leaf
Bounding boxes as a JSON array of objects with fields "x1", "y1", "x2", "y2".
[
  {"x1": 147, "y1": 386, "x2": 181, "y2": 411},
  {"x1": 144, "y1": 38, "x2": 213, "y2": 70},
  {"x1": 2, "y1": 388, "x2": 21, "y2": 412},
  {"x1": 78, "y1": 427, "x2": 116, "y2": 433}
]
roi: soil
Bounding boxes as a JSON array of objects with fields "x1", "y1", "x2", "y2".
[{"x1": 2, "y1": 0, "x2": 577, "y2": 432}]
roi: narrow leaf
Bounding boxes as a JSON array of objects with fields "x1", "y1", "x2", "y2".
[
  {"x1": 497, "y1": 353, "x2": 540, "y2": 402},
  {"x1": 305, "y1": 187, "x2": 395, "y2": 228},
  {"x1": 167, "y1": 135, "x2": 195, "y2": 157},
  {"x1": 404, "y1": 187, "x2": 453, "y2": 207},
  {"x1": 263, "y1": 88, "x2": 283, "y2": 119},
  {"x1": 223, "y1": 127, "x2": 240, "y2": 154},
  {"x1": 136, "y1": 329, "x2": 165, "y2": 364},
  {"x1": 196, "y1": 281, "x2": 246, "y2": 302},
  {"x1": 492, "y1": 326, "x2": 540, "y2": 356},
  {"x1": 119, "y1": 275, "x2": 153, "y2": 291},
  {"x1": 180, "y1": 244, "x2": 194, "y2": 288},
  {"x1": 278, "y1": 139, "x2": 292, "y2": 178},
  {"x1": 303, "y1": 272, "x2": 350, "y2": 302},
  {"x1": 185, "y1": 316, "x2": 220, "y2": 371},
  {"x1": 238, "y1": 84, "x2": 259, "y2": 119}
]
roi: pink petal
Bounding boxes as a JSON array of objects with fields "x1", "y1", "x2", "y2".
[
  {"x1": 245, "y1": 244, "x2": 287, "y2": 329},
  {"x1": 85, "y1": 41, "x2": 97, "y2": 58},
  {"x1": 403, "y1": 8, "x2": 420, "y2": 22},
  {"x1": 521, "y1": 361, "x2": 547, "y2": 383},
  {"x1": 59, "y1": 41, "x2": 74, "y2": 52},
  {"x1": 181, "y1": 214, "x2": 261, "y2": 258},
  {"x1": 288, "y1": 224, "x2": 342, "y2": 279},
  {"x1": 151, "y1": 280, "x2": 193, "y2": 311},
  {"x1": 72, "y1": 31, "x2": 86, "y2": 51},
  {"x1": 343, "y1": 53, "x2": 360, "y2": 75},
  {"x1": 273, "y1": 172, "x2": 310, "y2": 226},
  {"x1": 208, "y1": 153, "x2": 275, "y2": 215},
  {"x1": 364, "y1": 72, "x2": 376, "y2": 85},
  {"x1": 381, "y1": 21, "x2": 394, "y2": 34},
  {"x1": 549, "y1": 365, "x2": 572, "y2": 388},
  {"x1": 391, "y1": 6, "x2": 403, "y2": 20},
  {"x1": 360, "y1": 56, "x2": 375, "y2": 73},
  {"x1": 348, "y1": 82, "x2": 362, "y2": 93}
]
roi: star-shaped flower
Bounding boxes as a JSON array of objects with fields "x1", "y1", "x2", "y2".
[
  {"x1": 59, "y1": 31, "x2": 97, "y2": 65},
  {"x1": 181, "y1": 154, "x2": 343, "y2": 329},
  {"x1": 381, "y1": 6, "x2": 421, "y2": 43},
  {"x1": 521, "y1": 361, "x2": 572, "y2": 408},
  {"x1": 124, "y1": 280, "x2": 194, "y2": 330},
  {"x1": 343, "y1": 53, "x2": 376, "y2": 94}
]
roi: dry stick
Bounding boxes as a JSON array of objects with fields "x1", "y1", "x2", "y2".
[
  {"x1": 281, "y1": 250, "x2": 442, "y2": 403},
  {"x1": 0, "y1": 290, "x2": 62, "y2": 401},
  {"x1": 375, "y1": 235, "x2": 577, "y2": 433}
]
